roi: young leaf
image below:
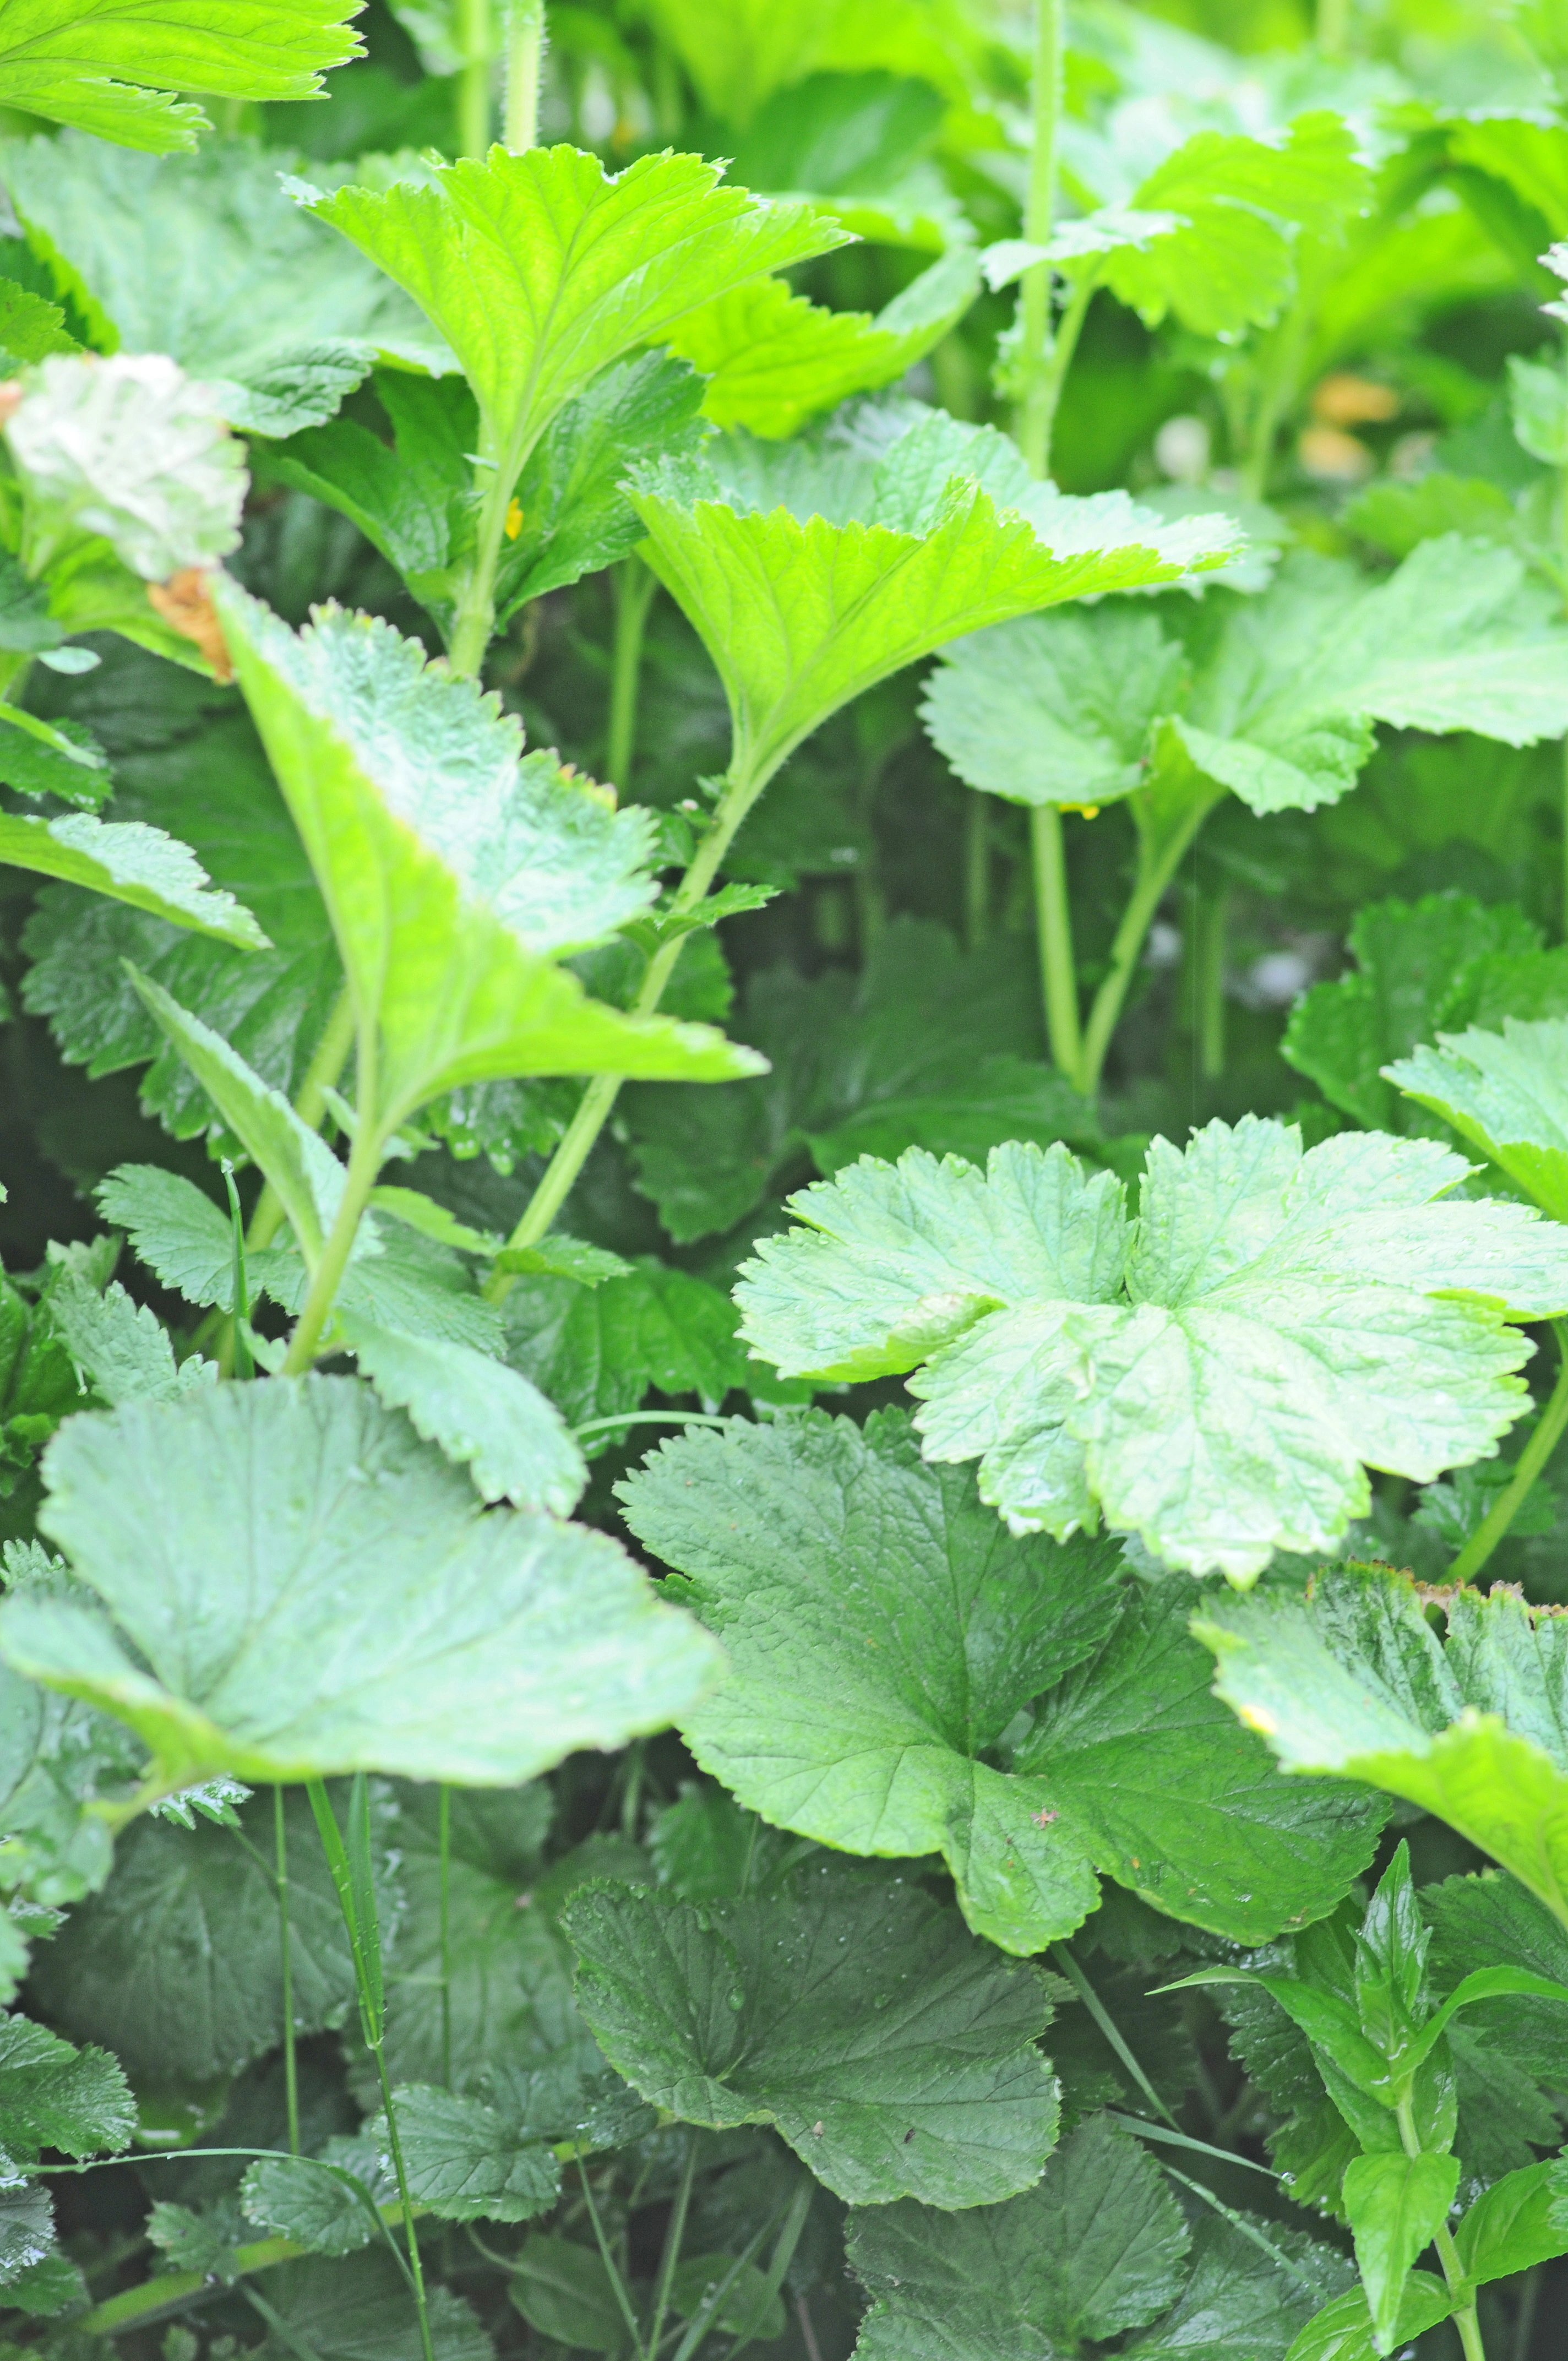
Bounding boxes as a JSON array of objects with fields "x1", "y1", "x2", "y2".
[
  {"x1": 736, "y1": 1122, "x2": 1568, "y2": 1580},
  {"x1": 1352, "y1": 1844, "x2": 1430, "y2": 2069},
  {"x1": 1282, "y1": 2270, "x2": 1456, "y2": 2361},
  {"x1": 846, "y1": 2115, "x2": 1190, "y2": 2359},
  {"x1": 1195, "y1": 1560, "x2": 1568, "y2": 1930},
  {"x1": 564, "y1": 1866, "x2": 1060, "y2": 2206},
  {"x1": 303, "y1": 146, "x2": 848, "y2": 489},
  {"x1": 2, "y1": 137, "x2": 447, "y2": 436},
  {"x1": 1451, "y1": 2156, "x2": 1568, "y2": 2286},
  {"x1": 343, "y1": 1323, "x2": 587, "y2": 1514},
  {"x1": 372, "y1": 2085, "x2": 562, "y2": 2223},
  {"x1": 1389, "y1": 1016, "x2": 1568, "y2": 1218},
  {"x1": 619, "y1": 1409, "x2": 1379, "y2": 1952},
  {"x1": 6, "y1": 352, "x2": 246, "y2": 583},
  {"x1": 633, "y1": 405, "x2": 1238, "y2": 795},
  {"x1": 0, "y1": 805, "x2": 266, "y2": 946},
  {"x1": 0, "y1": 2013, "x2": 134, "y2": 2162},
  {"x1": 213, "y1": 584, "x2": 758, "y2": 1135},
  {"x1": 96, "y1": 1165, "x2": 243, "y2": 1313},
  {"x1": 0, "y1": 1374, "x2": 720, "y2": 1787},
  {"x1": 0, "y1": 0, "x2": 362, "y2": 152},
  {"x1": 1340, "y1": 2150, "x2": 1459, "y2": 2355},
  {"x1": 241, "y1": 2148, "x2": 383, "y2": 2257},
  {"x1": 43, "y1": 1262, "x2": 210, "y2": 1407}
]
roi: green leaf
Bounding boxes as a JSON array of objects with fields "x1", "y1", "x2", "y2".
[
  {"x1": 0, "y1": 2013, "x2": 134, "y2": 2163},
  {"x1": 1340, "y1": 2150, "x2": 1459, "y2": 2355},
  {"x1": 723, "y1": 66, "x2": 962, "y2": 248},
  {"x1": 242, "y1": 2248, "x2": 493, "y2": 2361},
  {"x1": 565, "y1": 1865, "x2": 1060, "y2": 2206},
  {"x1": 95, "y1": 1165, "x2": 239, "y2": 1313},
  {"x1": 239, "y1": 2149, "x2": 382, "y2": 2258},
  {"x1": 304, "y1": 145, "x2": 847, "y2": 489},
  {"x1": 0, "y1": 1374, "x2": 720, "y2": 1787},
  {"x1": 7, "y1": 351, "x2": 246, "y2": 583},
  {"x1": 1352, "y1": 1843, "x2": 1429, "y2": 2069},
  {"x1": 1283, "y1": 2270, "x2": 1455, "y2": 2361},
  {"x1": 43, "y1": 1260, "x2": 211, "y2": 1407},
  {"x1": 669, "y1": 2250, "x2": 785, "y2": 2341},
  {"x1": 846, "y1": 2114, "x2": 1189, "y2": 2358},
  {"x1": 344, "y1": 1323, "x2": 586, "y2": 1513},
  {"x1": 737, "y1": 1120, "x2": 1568, "y2": 1580},
  {"x1": 0, "y1": 0, "x2": 361, "y2": 153},
  {"x1": 0, "y1": 2185, "x2": 56, "y2": 2289},
  {"x1": 1345, "y1": 472, "x2": 1533, "y2": 564},
  {"x1": 1126, "y1": 2213, "x2": 1355, "y2": 2361},
  {"x1": 493, "y1": 1234, "x2": 629, "y2": 1285},
  {"x1": 666, "y1": 246, "x2": 980, "y2": 439},
  {"x1": 0, "y1": 278, "x2": 79, "y2": 377},
  {"x1": 373, "y1": 2085, "x2": 561, "y2": 2223},
  {"x1": 633, "y1": 404, "x2": 1238, "y2": 793},
  {"x1": 1429, "y1": 1868, "x2": 1568, "y2": 2091},
  {"x1": 620, "y1": 1409, "x2": 1379, "y2": 1951},
  {"x1": 0, "y1": 704, "x2": 111, "y2": 808},
  {"x1": 0, "y1": 806, "x2": 266, "y2": 948},
  {"x1": 1389, "y1": 1016, "x2": 1568, "y2": 1219},
  {"x1": 1452, "y1": 2156, "x2": 1568, "y2": 2284},
  {"x1": 2, "y1": 137, "x2": 446, "y2": 436},
  {"x1": 214, "y1": 584, "x2": 757, "y2": 1135},
  {"x1": 1283, "y1": 894, "x2": 1543, "y2": 1131},
  {"x1": 1195, "y1": 1559, "x2": 1568, "y2": 1931},
  {"x1": 510, "y1": 2234, "x2": 627, "y2": 2354},
  {"x1": 26, "y1": 1785, "x2": 374, "y2": 2082}
]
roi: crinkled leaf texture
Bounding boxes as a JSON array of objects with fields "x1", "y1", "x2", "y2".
[
  {"x1": 633, "y1": 401, "x2": 1240, "y2": 791},
  {"x1": 0, "y1": 805, "x2": 266, "y2": 945},
  {"x1": 922, "y1": 541, "x2": 1568, "y2": 820},
  {"x1": 0, "y1": 0, "x2": 361, "y2": 153},
  {"x1": 0, "y1": 2011, "x2": 135, "y2": 2163},
  {"x1": 6, "y1": 352, "x2": 246, "y2": 581},
  {"x1": 2, "y1": 137, "x2": 448, "y2": 434},
  {"x1": 1389, "y1": 1016, "x2": 1568, "y2": 1221},
  {"x1": 735, "y1": 1118, "x2": 1568, "y2": 1581},
  {"x1": 214, "y1": 583, "x2": 761, "y2": 1131},
  {"x1": 565, "y1": 1863, "x2": 1060, "y2": 2207},
  {"x1": 0, "y1": 1375, "x2": 721, "y2": 1788},
  {"x1": 304, "y1": 144, "x2": 848, "y2": 471},
  {"x1": 619, "y1": 1410, "x2": 1381, "y2": 1952},
  {"x1": 1195, "y1": 1560, "x2": 1568, "y2": 1932}
]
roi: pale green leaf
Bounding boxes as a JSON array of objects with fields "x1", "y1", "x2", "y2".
[
  {"x1": 304, "y1": 145, "x2": 848, "y2": 482},
  {"x1": 1341, "y1": 2150, "x2": 1459, "y2": 2354},
  {"x1": 2, "y1": 137, "x2": 447, "y2": 434},
  {"x1": 0, "y1": 806, "x2": 267, "y2": 948},
  {"x1": 6, "y1": 351, "x2": 246, "y2": 581},
  {"x1": 0, "y1": 1374, "x2": 720, "y2": 1787},
  {"x1": 0, "y1": 703, "x2": 111, "y2": 808},
  {"x1": 1283, "y1": 2270, "x2": 1454, "y2": 2361},
  {"x1": 213, "y1": 583, "x2": 761, "y2": 1133},
  {"x1": 344, "y1": 1321, "x2": 586, "y2": 1514},
  {"x1": 737, "y1": 1120, "x2": 1568, "y2": 1580},
  {"x1": 620, "y1": 1409, "x2": 1379, "y2": 1951},
  {"x1": 0, "y1": 0, "x2": 361, "y2": 153},
  {"x1": 1389, "y1": 1017, "x2": 1568, "y2": 1220},
  {"x1": 565, "y1": 1865, "x2": 1060, "y2": 2206},
  {"x1": 722, "y1": 66, "x2": 963, "y2": 249},
  {"x1": 43, "y1": 1263, "x2": 211, "y2": 1407},
  {"x1": 96, "y1": 1164, "x2": 241, "y2": 1313}
]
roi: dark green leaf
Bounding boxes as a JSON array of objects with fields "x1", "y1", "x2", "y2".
[{"x1": 374, "y1": 2085, "x2": 561, "y2": 2223}]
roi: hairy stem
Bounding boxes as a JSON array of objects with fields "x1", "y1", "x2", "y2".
[
  {"x1": 488, "y1": 759, "x2": 767, "y2": 1291},
  {"x1": 456, "y1": 0, "x2": 493, "y2": 157},
  {"x1": 504, "y1": 0, "x2": 545, "y2": 150},
  {"x1": 606, "y1": 554, "x2": 657, "y2": 793},
  {"x1": 1014, "y1": 0, "x2": 1065, "y2": 476},
  {"x1": 1029, "y1": 804, "x2": 1084, "y2": 1084},
  {"x1": 1449, "y1": 1323, "x2": 1568, "y2": 1584},
  {"x1": 248, "y1": 982, "x2": 356, "y2": 1256},
  {"x1": 1079, "y1": 790, "x2": 1221, "y2": 1097},
  {"x1": 1025, "y1": 269, "x2": 1097, "y2": 484},
  {"x1": 275, "y1": 1788, "x2": 300, "y2": 2157},
  {"x1": 448, "y1": 447, "x2": 515, "y2": 680}
]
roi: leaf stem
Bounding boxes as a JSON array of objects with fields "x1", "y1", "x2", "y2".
[
  {"x1": 607, "y1": 554, "x2": 658, "y2": 793},
  {"x1": 504, "y1": 0, "x2": 546, "y2": 150},
  {"x1": 1392, "y1": 2096, "x2": 1485, "y2": 2360},
  {"x1": 488, "y1": 758, "x2": 768, "y2": 1291},
  {"x1": 1053, "y1": 1941, "x2": 1177, "y2": 2126},
  {"x1": 456, "y1": 0, "x2": 494, "y2": 157},
  {"x1": 438, "y1": 1783, "x2": 453, "y2": 2089},
  {"x1": 963, "y1": 793, "x2": 989, "y2": 952},
  {"x1": 646, "y1": 2132, "x2": 696, "y2": 2361},
  {"x1": 719, "y1": 2172, "x2": 814, "y2": 2361},
  {"x1": 573, "y1": 1410, "x2": 734, "y2": 1438},
  {"x1": 248, "y1": 982, "x2": 356, "y2": 1256},
  {"x1": 578, "y1": 2158, "x2": 647, "y2": 2359},
  {"x1": 1077, "y1": 786, "x2": 1221, "y2": 1097},
  {"x1": 1192, "y1": 886, "x2": 1228, "y2": 1084},
  {"x1": 280, "y1": 1050, "x2": 384, "y2": 1374},
  {"x1": 1014, "y1": 0, "x2": 1065, "y2": 477},
  {"x1": 275, "y1": 1787, "x2": 299, "y2": 2158},
  {"x1": 1448, "y1": 1322, "x2": 1568, "y2": 1585},
  {"x1": 1029, "y1": 805, "x2": 1084, "y2": 1084},
  {"x1": 1239, "y1": 289, "x2": 1313, "y2": 502}
]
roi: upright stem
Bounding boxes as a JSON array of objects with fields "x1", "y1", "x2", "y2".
[
  {"x1": 1449, "y1": 1323, "x2": 1568, "y2": 1584},
  {"x1": 606, "y1": 556, "x2": 657, "y2": 793},
  {"x1": 488, "y1": 759, "x2": 766, "y2": 1289},
  {"x1": 1393, "y1": 2098, "x2": 1485, "y2": 2361},
  {"x1": 1240, "y1": 289, "x2": 1313, "y2": 502},
  {"x1": 437, "y1": 1785, "x2": 453, "y2": 2090},
  {"x1": 1557, "y1": 329, "x2": 1568, "y2": 942},
  {"x1": 963, "y1": 795, "x2": 989, "y2": 952},
  {"x1": 274, "y1": 1788, "x2": 299, "y2": 2158},
  {"x1": 1078, "y1": 790, "x2": 1221, "y2": 1097},
  {"x1": 1030, "y1": 805, "x2": 1084, "y2": 1084},
  {"x1": 645, "y1": 2132, "x2": 696, "y2": 2360},
  {"x1": 448, "y1": 451, "x2": 515, "y2": 681},
  {"x1": 280, "y1": 1045, "x2": 385, "y2": 1374},
  {"x1": 1193, "y1": 889, "x2": 1228, "y2": 1083},
  {"x1": 456, "y1": 0, "x2": 493, "y2": 157},
  {"x1": 1014, "y1": 0, "x2": 1065, "y2": 476},
  {"x1": 504, "y1": 0, "x2": 545, "y2": 150},
  {"x1": 248, "y1": 983, "x2": 356, "y2": 1256}
]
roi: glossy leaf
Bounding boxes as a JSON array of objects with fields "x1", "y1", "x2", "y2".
[{"x1": 1340, "y1": 2150, "x2": 1458, "y2": 2354}]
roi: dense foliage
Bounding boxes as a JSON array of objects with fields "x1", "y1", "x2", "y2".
[{"x1": 10, "y1": 0, "x2": 1568, "y2": 2355}]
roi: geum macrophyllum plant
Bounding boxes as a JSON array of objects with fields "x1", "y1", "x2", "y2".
[{"x1": 10, "y1": 4, "x2": 1568, "y2": 2360}]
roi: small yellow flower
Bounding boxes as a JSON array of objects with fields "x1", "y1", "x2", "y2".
[{"x1": 504, "y1": 497, "x2": 524, "y2": 540}]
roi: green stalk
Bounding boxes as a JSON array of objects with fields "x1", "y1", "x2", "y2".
[
  {"x1": 1023, "y1": 269, "x2": 1097, "y2": 486},
  {"x1": 247, "y1": 983, "x2": 356, "y2": 1255},
  {"x1": 438, "y1": 1785, "x2": 453, "y2": 2089},
  {"x1": 280, "y1": 1032, "x2": 384, "y2": 1374},
  {"x1": 275, "y1": 1788, "x2": 300, "y2": 2157},
  {"x1": 1077, "y1": 788, "x2": 1222, "y2": 1098},
  {"x1": 1013, "y1": 0, "x2": 1065, "y2": 477},
  {"x1": 645, "y1": 2132, "x2": 696, "y2": 2360},
  {"x1": 607, "y1": 555, "x2": 657, "y2": 793},
  {"x1": 576, "y1": 2159, "x2": 646, "y2": 2359},
  {"x1": 1029, "y1": 805, "x2": 1084, "y2": 1084},
  {"x1": 1239, "y1": 289, "x2": 1313, "y2": 503},
  {"x1": 1394, "y1": 2097, "x2": 1485, "y2": 2361},
  {"x1": 488, "y1": 757, "x2": 769, "y2": 1289},
  {"x1": 718, "y1": 2173, "x2": 814, "y2": 2361},
  {"x1": 79, "y1": 2235, "x2": 303, "y2": 2336},
  {"x1": 1052, "y1": 1943, "x2": 1177, "y2": 2128},
  {"x1": 1558, "y1": 330, "x2": 1568, "y2": 942},
  {"x1": 963, "y1": 794, "x2": 989, "y2": 952},
  {"x1": 456, "y1": 0, "x2": 494, "y2": 157},
  {"x1": 504, "y1": 0, "x2": 546, "y2": 150},
  {"x1": 447, "y1": 448, "x2": 516, "y2": 680},
  {"x1": 1193, "y1": 888, "x2": 1228, "y2": 1084},
  {"x1": 1449, "y1": 1322, "x2": 1568, "y2": 1585}
]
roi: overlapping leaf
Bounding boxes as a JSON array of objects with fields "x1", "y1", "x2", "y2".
[
  {"x1": 0, "y1": 1374, "x2": 720, "y2": 1787},
  {"x1": 1389, "y1": 1017, "x2": 1568, "y2": 1220},
  {"x1": 620, "y1": 1410, "x2": 1380, "y2": 1951},
  {"x1": 736, "y1": 1119, "x2": 1568, "y2": 1580},
  {"x1": 565, "y1": 1864, "x2": 1060, "y2": 2206}
]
